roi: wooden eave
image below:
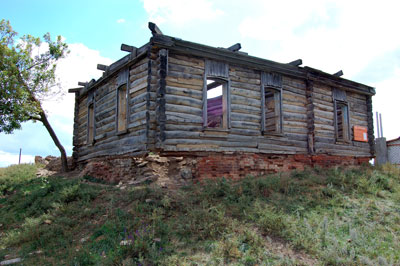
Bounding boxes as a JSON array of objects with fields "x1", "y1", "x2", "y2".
[
  {"x1": 151, "y1": 34, "x2": 375, "y2": 96},
  {"x1": 70, "y1": 33, "x2": 375, "y2": 98}
]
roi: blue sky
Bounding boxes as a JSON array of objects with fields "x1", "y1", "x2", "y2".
[{"x1": 1, "y1": 0, "x2": 399, "y2": 166}]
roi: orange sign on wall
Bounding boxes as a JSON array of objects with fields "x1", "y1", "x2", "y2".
[{"x1": 353, "y1": 126, "x2": 368, "y2": 142}]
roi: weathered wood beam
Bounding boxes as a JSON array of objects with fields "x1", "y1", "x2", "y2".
[
  {"x1": 78, "y1": 82, "x2": 88, "y2": 87},
  {"x1": 227, "y1": 43, "x2": 241, "y2": 52},
  {"x1": 288, "y1": 59, "x2": 302, "y2": 66},
  {"x1": 148, "y1": 22, "x2": 163, "y2": 35},
  {"x1": 97, "y1": 64, "x2": 108, "y2": 71},
  {"x1": 333, "y1": 70, "x2": 343, "y2": 77},
  {"x1": 121, "y1": 44, "x2": 137, "y2": 53},
  {"x1": 68, "y1": 87, "x2": 82, "y2": 93},
  {"x1": 207, "y1": 81, "x2": 222, "y2": 90}
]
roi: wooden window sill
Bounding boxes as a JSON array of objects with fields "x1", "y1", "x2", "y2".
[
  {"x1": 116, "y1": 129, "x2": 129, "y2": 136},
  {"x1": 335, "y1": 140, "x2": 351, "y2": 145},
  {"x1": 262, "y1": 131, "x2": 284, "y2": 137}
]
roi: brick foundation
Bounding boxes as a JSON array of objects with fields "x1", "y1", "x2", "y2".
[
  {"x1": 192, "y1": 153, "x2": 371, "y2": 180},
  {"x1": 77, "y1": 152, "x2": 371, "y2": 184}
]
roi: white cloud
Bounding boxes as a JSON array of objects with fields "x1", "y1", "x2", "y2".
[
  {"x1": 371, "y1": 67, "x2": 400, "y2": 140},
  {"x1": 0, "y1": 150, "x2": 35, "y2": 167},
  {"x1": 43, "y1": 43, "x2": 113, "y2": 120},
  {"x1": 141, "y1": 0, "x2": 223, "y2": 26},
  {"x1": 236, "y1": 0, "x2": 400, "y2": 139},
  {"x1": 117, "y1": 18, "x2": 126, "y2": 24}
]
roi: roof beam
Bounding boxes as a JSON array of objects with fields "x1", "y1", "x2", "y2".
[
  {"x1": 148, "y1": 22, "x2": 163, "y2": 36},
  {"x1": 97, "y1": 64, "x2": 108, "y2": 71},
  {"x1": 333, "y1": 70, "x2": 343, "y2": 77},
  {"x1": 288, "y1": 59, "x2": 302, "y2": 66},
  {"x1": 227, "y1": 43, "x2": 241, "y2": 52},
  {"x1": 78, "y1": 82, "x2": 88, "y2": 87},
  {"x1": 68, "y1": 87, "x2": 82, "y2": 93},
  {"x1": 120, "y1": 44, "x2": 137, "y2": 53}
]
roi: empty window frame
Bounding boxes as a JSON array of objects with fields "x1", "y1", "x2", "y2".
[
  {"x1": 87, "y1": 103, "x2": 95, "y2": 144},
  {"x1": 117, "y1": 84, "x2": 128, "y2": 132},
  {"x1": 206, "y1": 77, "x2": 228, "y2": 128},
  {"x1": 264, "y1": 87, "x2": 282, "y2": 133},
  {"x1": 261, "y1": 72, "x2": 283, "y2": 134},
  {"x1": 203, "y1": 60, "x2": 230, "y2": 129},
  {"x1": 334, "y1": 100, "x2": 350, "y2": 142}
]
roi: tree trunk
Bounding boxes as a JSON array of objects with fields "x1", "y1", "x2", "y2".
[{"x1": 39, "y1": 111, "x2": 69, "y2": 172}]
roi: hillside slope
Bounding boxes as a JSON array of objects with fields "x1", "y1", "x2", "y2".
[{"x1": 1, "y1": 164, "x2": 399, "y2": 265}]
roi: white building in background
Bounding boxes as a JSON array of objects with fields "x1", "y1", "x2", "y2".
[{"x1": 387, "y1": 137, "x2": 400, "y2": 167}]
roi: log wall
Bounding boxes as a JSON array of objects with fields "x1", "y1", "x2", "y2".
[
  {"x1": 72, "y1": 47, "x2": 373, "y2": 164},
  {"x1": 74, "y1": 57, "x2": 150, "y2": 162},
  {"x1": 161, "y1": 51, "x2": 309, "y2": 154},
  {"x1": 313, "y1": 83, "x2": 371, "y2": 157},
  {"x1": 160, "y1": 50, "x2": 372, "y2": 157}
]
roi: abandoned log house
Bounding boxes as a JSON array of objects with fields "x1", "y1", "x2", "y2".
[{"x1": 69, "y1": 23, "x2": 376, "y2": 179}]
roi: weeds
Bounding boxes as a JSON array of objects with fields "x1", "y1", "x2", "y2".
[{"x1": 1, "y1": 164, "x2": 399, "y2": 264}]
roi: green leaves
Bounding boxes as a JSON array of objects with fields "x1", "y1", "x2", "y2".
[{"x1": 0, "y1": 19, "x2": 69, "y2": 133}]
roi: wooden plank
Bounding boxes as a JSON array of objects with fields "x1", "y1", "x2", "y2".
[
  {"x1": 165, "y1": 86, "x2": 203, "y2": 99},
  {"x1": 165, "y1": 103, "x2": 202, "y2": 116},
  {"x1": 166, "y1": 111, "x2": 203, "y2": 124},
  {"x1": 165, "y1": 94, "x2": 202, "y2": 108},
  {"x1": 168, "y1": 54, "x2": 204, "y2": 69},
  {"x1": 231, "y1": 112, "x2": 261, "y2": 123},
  {"x1": 230, "y1": 104, "x2": 260, "y2": 115},
  {"x1": 231, "y1": 87, "x2": 261, "y2": 99},
  {"x1": 231, "y1": 94, "x2": 261, "y2": 107}
]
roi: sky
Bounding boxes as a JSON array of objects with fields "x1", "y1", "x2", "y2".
[{"x1": 0, "y1": 0, "x2": 399, "y2": 166}]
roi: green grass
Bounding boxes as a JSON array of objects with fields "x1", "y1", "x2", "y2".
[{"x1": 0, "y1": 163, "x2": 399, "y2": 265}]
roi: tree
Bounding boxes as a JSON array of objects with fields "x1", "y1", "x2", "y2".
[{"x1": 0, "y1": 20, "x2": 70, "y2": 171}]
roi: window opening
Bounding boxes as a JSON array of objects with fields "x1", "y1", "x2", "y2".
[
  {"x1": 88, "y1": 103, "x2": 94, "y2": 143},
  {"x1": 335, "y1": 101, "x2": 349, "y2": 141},
  {"x1": 117, "y1": 84, "x2": 127, "y2": 132},
  {"x1": 206, "y1": 78, "x2": 227, "y2": 128},
  {"x1": 264, "y1": 87, "x2": 282, "y2": 133}
]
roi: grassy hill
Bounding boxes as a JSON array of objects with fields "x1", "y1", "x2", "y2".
[{"x1": 0, "y1": 163, "x2": 399, "y2": 265}]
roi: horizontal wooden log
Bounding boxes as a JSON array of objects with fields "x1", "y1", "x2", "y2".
[
  {"x1": 165, "y1": 94, "x2": 202, "y2": 108},
  {"x1": 231, "y1": 111, "x2": 260, "y2": 123},
  {"x1": 130, "y1": 60, "x2": 148, "y2": 76},
  {"x1": 314, "y1": 109, "x2": 334, "y2": 120},
  {"x1": 231, "y1": 87, "x2": 261, "y2": 99},
  {"x1": 168, "y1": 63, "x2": 204, "y2": 75},
  {"x1": 258, "y1": 143, "x2": 306, "y2": 153},
  {"x1": 168, "y1": 54, "x2": 204, "y2": 69},
  {"x1": 165, "y1": 86, "x2": 203, "y2": 100},
  {"x1": 166, "y1": 80, "x2": 202, "y2": 91},
  {"x1": 130, "y1": 110, "x2": 147, "y2": 123},
  {"x1": 231, "y1": 94, "x2": 261, "y2": 107},
  {"x1": 166, "y1": 111, "x2": 203, "y2": 124},
  {"x1": 128, "y1": 118, "x2": 147, "y2": 130},
  {"x1": 231, "y1": 120, "x2": 260, "y2": 130},
  {"x1": 166, "y1": 103, "x2": 202, "y2": 116},
  {"x1": 165, "y1": 124, "x2": 203, "y2": 131},
  {"x1": 230, "y1": 81, "x2": 260, "y2": 91},
  {"x1": 283, "y1": 104, "x2": 307, "y2": 114},
  {"x1": 283, "y1": 113, "x2": 307, "y2": 122}
]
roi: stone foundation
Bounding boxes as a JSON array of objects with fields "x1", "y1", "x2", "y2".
[{"x1": 77, "y1": 152, "x2": 371, "y2": 186}]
